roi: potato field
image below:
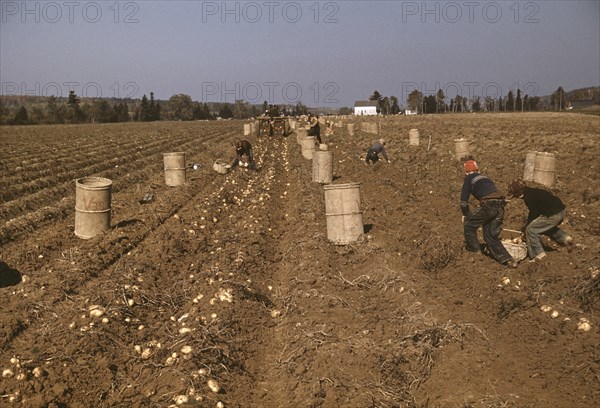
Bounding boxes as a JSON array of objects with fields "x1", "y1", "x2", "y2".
[{"x1": 1, "y1": 113, "x2": 599, "y2": 408}]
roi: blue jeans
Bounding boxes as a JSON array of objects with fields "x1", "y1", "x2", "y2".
[
  {"x1": 525, "y1": 209, "x2": 568, "y2": 259},
  {"x1": 464, "y1": 199, "x2": 512, "y2": 264}
]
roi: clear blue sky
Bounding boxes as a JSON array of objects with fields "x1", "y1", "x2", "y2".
[{"x1": 1, "y1": 0, "x2": 599, "y2": 108}]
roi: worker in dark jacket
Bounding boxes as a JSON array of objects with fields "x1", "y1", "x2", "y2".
[
  {"x1": 307, "y1": 113, "x2": 322, "y2": 144},
  {"x1": 460, "y1": 158, "x2": 517, "y2": 268},
  {"x1": 230, "y1": 140, "x2": 256, "y2": 170},
  {"x1": 507, "y1": 179, "x2": 574, "y2": 262},
  {"x1": 365, "y1": 139, "x2": 390, "y2": 164}
]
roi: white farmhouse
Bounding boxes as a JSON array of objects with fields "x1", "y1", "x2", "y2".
[{"x1": 353, "y1": 101, "x2": 378, "y2": 115}]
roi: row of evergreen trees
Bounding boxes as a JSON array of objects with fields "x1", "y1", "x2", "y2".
[
  {"x1": 0, "y1": 91, "x2": 311, "y2": 125},
  {"x1": 362, "y1": 86, "x2": 595, "y2": 115},
  {"x1": 2, "y1": 86, "x2": 596, "y2": 125},
  {"x1": 402, "y1": 88, "x2": 548, "y2": 114},
  {"x1": 407, "y1": 88, "x2": 542, "y2": 114}
]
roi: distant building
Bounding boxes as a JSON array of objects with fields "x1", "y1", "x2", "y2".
[{"x1": 354, "y1": 101, "x2": 378, "y2": 115}]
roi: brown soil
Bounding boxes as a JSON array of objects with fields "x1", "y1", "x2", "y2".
[{"x1": 1, "y1": 113, "x2": 599, "y2": 408}]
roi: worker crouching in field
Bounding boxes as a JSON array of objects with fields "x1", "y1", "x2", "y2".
[
  {"x1": 230, "y1": 140, "x2": 256, "y2": 170},
  {"x1": 365, "y1": 139, "x2": 390, "y2": 164},
  {"x1": 507, "y1": 179, "x2": 574, "y2": 262},
  {"x1": 460, "y1": 158, "x2": 517, "y2": 268}
]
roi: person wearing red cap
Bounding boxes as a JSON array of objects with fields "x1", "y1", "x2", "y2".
[
  {"x1": 507, "y1": 179, "x2": 574, "y2": 262},
  {"x1": 460, "y1": 157, "x2": 517, "y2": 268}
]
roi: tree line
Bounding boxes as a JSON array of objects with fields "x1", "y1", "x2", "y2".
[
  {"x1": 0, "y1": 91, "x2": 310, "y2": 126},
  {"x1": 1, "y1": 86, "x2": 598, "y2": 125},
  {"x1": 404, "y1": 88, "x2": 542, "y2": 114},
  {"x1": 400, "y1": 86, "x2": 598, "y2": 114},
  {"x1": 344, "y1": 86, "x2": 598, "y2": 115}
]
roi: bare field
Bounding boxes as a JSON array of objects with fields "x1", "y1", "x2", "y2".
[{"x1": 1, "y1": 113, "x2": 599, "y2": 407}]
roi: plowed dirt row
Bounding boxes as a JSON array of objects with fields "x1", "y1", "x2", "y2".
[{"x1": 1, "y1": 114, "x2": 599, "y2": 408}]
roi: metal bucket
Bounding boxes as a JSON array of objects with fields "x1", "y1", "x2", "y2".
[
  {"x1": 523, "y1": 151, "x2": 537, "y2": 181},
  {"x1": 409, "y1": 129, "x2": 420, "y2": 146},
  {"x1": 312, "y1": 150, "x2": 333, "y2": 184},
  {"x1": 347, "y1": 123, "x2": 355, "y2": 136},
  {"x1": 454, "y1": 139, "x2": 470, "y2": 160},
  {"x1": 243, "y1": 123, "x2": 251, "y2": 136},
  {"x1": 324, "y1": 182, "x2": 363, "y2": 245},
  {"x1": 163, "y1": 152, "x2": 186, "y2": 186},
  {"x1": 533, "y1": 152, "x2": 556, "y2": 187},
  {"x1": 75, "y1": 177, "x2": 112, "y2": 239},
  {"x1": 301, "y1": 137, "x2": 316, "y2": 160}
]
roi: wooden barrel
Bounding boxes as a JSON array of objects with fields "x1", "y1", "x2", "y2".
[
  {"x1": 454, "y1": 139, "x2": 470, "y2": 160},
  {"x1": 163, "y1": 152, "x2": 186, "y2": 186},
  {"x1": 296, "y1": 128, "x2": 308, "y2": 145},
  {"x1": 533, "y1": 152, "x2": 556, "y2": 187},
  {"x1": 312, "y1": 150, "x2": 333, "y2": 184},
  {"x1": 347, "y1": 123, "x2": 355, "y2": 136},
  {"x1": 409, "y1": 129, "x2": 420, "y2": 146},
  {"x1": 523, "y1": 151, "x2": 537, "y2": 181},
  {"x1": 301, "y1": 137, "x2": 315, "y2": 160},
  {"x1": 75, "y1": 177, "x2": 112, "y2": 239},
  {"x1": 323, "y1": 183, "x2": 363, "y2": 245}
]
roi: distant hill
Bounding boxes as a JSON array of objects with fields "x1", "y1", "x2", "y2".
[
  {"x1": 565, "y1": 86, "x2": 600, "y2": 102},
  {"x1": 538, "y1": 86, "x2": 600, "y2": 108}
]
